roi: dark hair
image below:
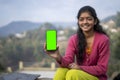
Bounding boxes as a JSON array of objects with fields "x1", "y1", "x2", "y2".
[
  {"x1": 76, "y1": 6, "x2": 107, "y2": 64},
  {"x1": 113, "y1": 73, "x2": 120, "y2": 80}
]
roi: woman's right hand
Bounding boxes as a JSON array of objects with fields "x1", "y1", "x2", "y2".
[{"x1": 43, "y1": 43, "x2": 61, "y2": 60}]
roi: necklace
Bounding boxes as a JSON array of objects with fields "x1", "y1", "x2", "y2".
[
  {"x1": 86, "y1": 47, "x2": 92, "y2": 61},
  {"x1": 86, "y1": 47, "x2": 92, "y2": 55}
]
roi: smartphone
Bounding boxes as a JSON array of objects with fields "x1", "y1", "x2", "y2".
[{"x1": 46, "y1": 30, "x2": 57, "y2": 51}]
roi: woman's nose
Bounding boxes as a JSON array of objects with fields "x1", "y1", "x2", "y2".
[{"x1": 83, "y1": 19, "x2": 88, "y2": 23}]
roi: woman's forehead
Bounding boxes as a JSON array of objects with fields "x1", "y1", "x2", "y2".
[{"x1": 79, "y1": 12, "x2": 93, "y2": 17}]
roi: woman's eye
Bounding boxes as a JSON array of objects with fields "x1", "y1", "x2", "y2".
[
  {"x1": 87, "y1": 18, "x2": 93, "y2": 21},
  {"x1": 79, "y1": 18, "x2": 83, "y2": 21}
]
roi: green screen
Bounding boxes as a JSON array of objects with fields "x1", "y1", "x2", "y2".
[{"x1": 46, "y1": 30, "x2": 57, "y2": 50}]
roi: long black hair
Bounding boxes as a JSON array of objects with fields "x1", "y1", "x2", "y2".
[{"x1": 76, "y1": 6, "x2": 107, "y2": 64}]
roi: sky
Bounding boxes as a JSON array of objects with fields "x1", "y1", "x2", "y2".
[{"x1": 0, "y1": 0, "x2": 120, "y2": 27}]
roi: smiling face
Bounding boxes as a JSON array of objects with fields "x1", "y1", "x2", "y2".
[{"x1": 78, "y1": 12, "x2": 96, "y2": 33}]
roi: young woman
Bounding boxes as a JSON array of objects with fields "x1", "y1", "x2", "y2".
[{"x1": 44, "y1": 6, "x2": 110, "y2": 80}]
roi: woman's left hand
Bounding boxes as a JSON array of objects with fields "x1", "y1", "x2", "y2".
[{"x1": 68, "y1": 63, "x2": 80, "y2": 70}]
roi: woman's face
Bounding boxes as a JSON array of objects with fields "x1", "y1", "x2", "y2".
[{"x1": 78, "y1": 12, "x2": 96, "y2": 32}]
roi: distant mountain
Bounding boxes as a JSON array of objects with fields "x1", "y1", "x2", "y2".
[
  {"x1": 101, "y1": 15, "x2": 117, "y2": 23},
  {"x1": 0, "y1": 21, "x2": 76, "y2": 37},
  {"x1": 0, "y1": 21, "x2": 41, "y2": 37}
]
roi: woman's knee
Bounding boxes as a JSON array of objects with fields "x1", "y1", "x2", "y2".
[
  {"x1": 66, "y1": 69, "x2": 82, "y2": 80},
  {"x1": 53, "y1": 68, "x2": 69, "y2": 80},
  {"x1": 66, "y1": 69, "x2": 81, "y2": 77},
  {"x1": 66, "y1": 69, "x2": 98, "y2": 80},
  {"x1": 57, "y1": 68, "x2": 69, "y2": 71},
  {"x1": 55, "y1": 68, "x2": 69, "y2": 74}
]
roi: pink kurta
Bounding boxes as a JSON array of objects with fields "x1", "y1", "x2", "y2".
[{"x1": 58, "y1": 32, "x2": 110, "y2": 80}]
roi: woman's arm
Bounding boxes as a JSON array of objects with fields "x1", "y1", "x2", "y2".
[{"x1": 56, "y1": 35, "x2": 77, "y2": 67}]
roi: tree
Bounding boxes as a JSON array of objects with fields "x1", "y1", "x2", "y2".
[
  {"x1": 113, "y1": 33, "x2": 120, "y2": 59},
  {"x1": 0, "y1": 63, "x2": 4, "y2": 72},
  {"x1": 115, "y1": 12, "x2": 120, "y2": 27}
]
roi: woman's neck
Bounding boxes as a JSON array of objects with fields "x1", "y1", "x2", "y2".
[{"x1": 83, "y1": 30, "x2": 95, "y2": 38}]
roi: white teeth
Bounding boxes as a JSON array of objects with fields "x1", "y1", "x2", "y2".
[{"x1": 83, "y1": 25, "x2": 88, "y2": 27}]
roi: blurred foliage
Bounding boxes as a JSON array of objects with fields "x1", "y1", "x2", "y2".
[
  {"x1": 0, "y1": 22, "x2": 58, "y2": 71},
  {"x1": 106, "y1": 26, "x2": 120, "y2": 77},
  {"x1": 113, "y1": 33, "x2": 120, "y2": 59},
  {"x1": 109, "y1": 30, "x2": 120, "y2": 60},
  {"x1": 0, "y1": 22, "x2": 73, "y2": 72},
  {"x1": 115, "y1": 11, "x2": 120, "y2": 27}
]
